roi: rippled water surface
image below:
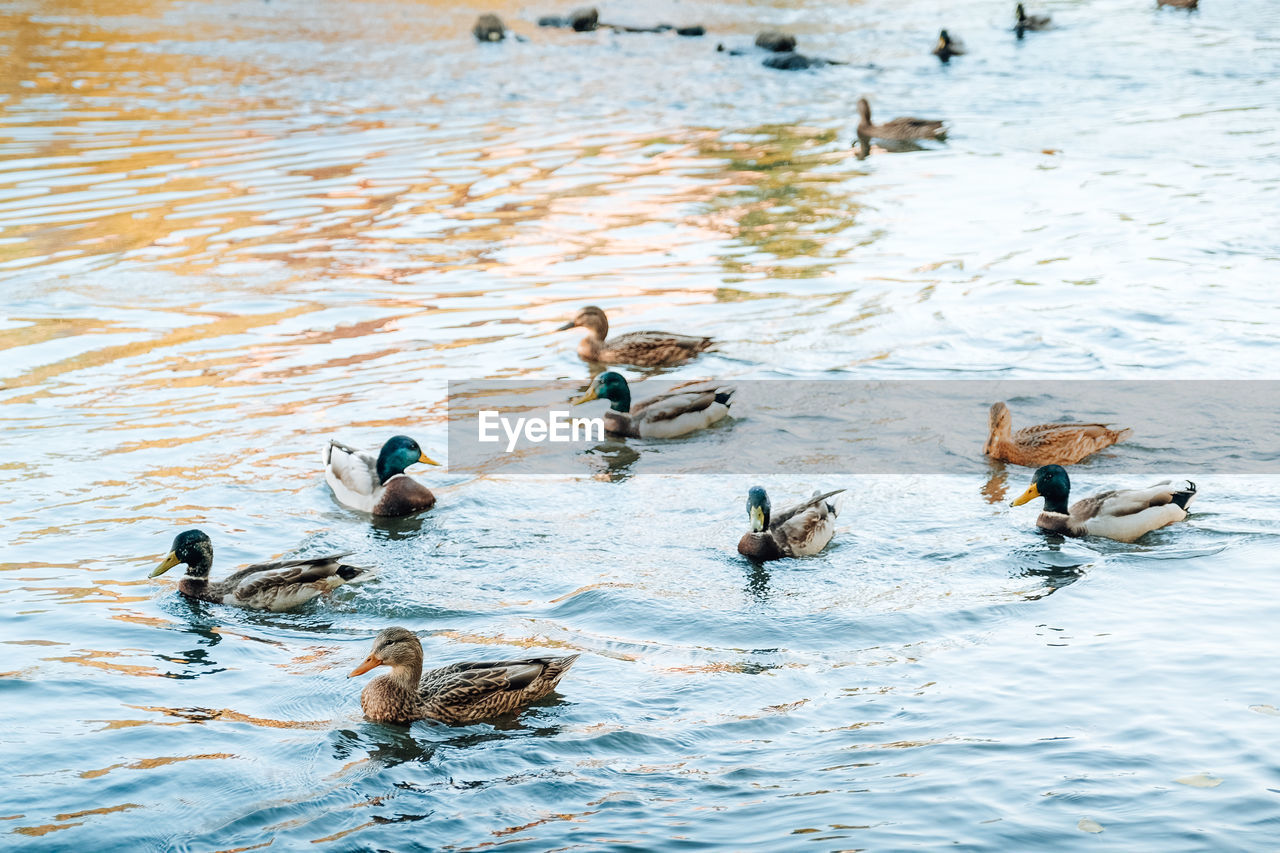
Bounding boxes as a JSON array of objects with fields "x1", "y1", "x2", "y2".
[{"x1": 3, "y1": 0, "x2": 1279, "y2": 848}]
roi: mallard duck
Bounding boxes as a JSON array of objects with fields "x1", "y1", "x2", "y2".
[
  {"x1": 573, "y1": 371, "x2": 734, "y2": 438},
  {"x1": 324, "y1": 435, "x2": 439, "y2": 517},
  {"x1": 1157, "y1": 0, "x2": 1198, "y2": 7},
  {"x1": 150, "y1": 529, "x2": 373, "y2": 611},
  {"x1": 856, "y1": 98, "x2": 947, "y2": 144},
  {"x1": 1015, "y1": 3, "x2": 1052, "y2": 36},
  {"x1": 755, "y1": 30, "x2": 797, "y2": 52},
  {"x1": 737, "y1": 487, "x2": 845, "y2": 560},
  {"x1": 556, "y1": 306, "x2": 713, "y2": 367},
  {"x1": 473, "y1": 13, "x2": 506, "y2": 41},
  {"x1": 1012, "y1": 465, "x2": 1197, "y2": 542},
  {"x1": 984, "y1": 402, "x2": 1131, "y2": 467},
  {"x1": 933, "y1": 29, "x2": 966, "y2": 62},
  {"x1": 349, "y1": 627, "x2": 579, "y2": 725}
]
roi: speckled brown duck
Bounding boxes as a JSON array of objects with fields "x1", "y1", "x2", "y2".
[
  {"x1": 349, "y1": 627, "x2": 579, "y2": 726},
  {"x1": 150, "y1": 529, "x2": 373, "y2": 611},
  {"x1": 856, "y1": 98, "x2": 947, "y2": 145},
  {"x1": 556, "y1": 305, "x2": 712, "y2": 367},
  {"x1": 984, "y1": 402, "x2": 1131, "y2": 467}
]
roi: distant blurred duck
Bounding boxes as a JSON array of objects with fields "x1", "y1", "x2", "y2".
[
  {"x1": 349, "y1": 627, "x2": 579, "y2": 725},
  {"x1": 1012, "y1": 465, "x2": 1197, "y2": 542},
  {"x1": 1156, "y1": 0, "x2": 1198, "y2": 7},
  {"x1": 150, "y1": 529, "x2": 373, "y2": 611},
  {"x1": 856, "y1": 97, "x2": 947, "y2": 145},
  {"x1": 324, "y1": 435, "x2": 439, "y2": 516},
  {"x1": 933, "y1": 29, "x2": 966, "y2": 62},
  {"x1": 1015, "y1": 3, "x2": 1052, "y2": 36},
  {"x1": 556, "y1": 305, "x2": 713, "y2": 367},
  {"x1": 737, "y1": 487, "x2": 845, "y2": 560},
  {"x1": 573, "y1": 371, "x2": 734, "y2": 438},
  {"x1": 984, "y1": 402, "x2": 1131, "y2": 467}
]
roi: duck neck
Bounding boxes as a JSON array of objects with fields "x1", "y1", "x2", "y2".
[{"x1": 387, "y1": 659, "x2": 423, "y2": 692}]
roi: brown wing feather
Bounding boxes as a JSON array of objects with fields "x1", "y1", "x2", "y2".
[
  {"x1": 1006, "y1": 423, "x2": 1130, "y2": 466},
  {"x1": 224, "y1": 556, "x2": 351, "y2": 600},
  {"x1": 419, "y1": 656, "x2": 579, "y2": 724},
  {"x1": 601, "y1": 332, "x2": 711, "y2": 367}
]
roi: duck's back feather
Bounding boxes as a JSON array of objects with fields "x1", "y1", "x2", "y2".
[
  {"x1": 1037, "y1": 480, "x2": 1196, "y2": 543},
  {"x1": 324, "y1": 440, "x2": 380, "y2": 512},
  {"x1": 419, "y1": 655, "x2": 579, "y2": 724}
]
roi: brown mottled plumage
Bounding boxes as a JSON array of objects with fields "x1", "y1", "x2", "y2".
[
  {"x1": 1156, "y1": 0, "x2": 1198, "y2": 7},
  {"x1": 150, "y1": 529, "x2": 373, "y2": 612},
  {"x1": 350, "y1": 627, "x2": 579, "y2": 726},
  {"x1": 556, "y1": 306, "x2": 712, "y2": 367},
  {"x1": 984, "y1": 402, "x2": 1131, "y2": 467},
  {"x1": 856, "y1": 97, "x2": 947, "y2": 144},
  {"x1": 574, "y1": 371, "x2": 734, "y2": 439},
  {"x1": 737, "y1": 488, "x2": 844, "y2": 561}
]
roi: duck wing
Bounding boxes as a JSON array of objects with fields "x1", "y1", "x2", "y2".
[
  {"x1": 770, "y1": 489, "x2": 845, "y2": 527},
  {"x1": 876, "y1": 117, "x2": 947, "y2": 141},
  {"x1": 419, "y1": 656, "x2": 580, "y2": 723},
  {"x1": 1012, "y1": 422, "x2": 1131, "y2": 464},
  {"x1": 218, "y1": 554, "x2": 372, "y2": 611},
  {"x1": 602, "y1": 331, "x2": 712, "y2": 367}
]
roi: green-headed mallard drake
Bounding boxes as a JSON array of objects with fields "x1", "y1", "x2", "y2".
[
  {"x1": 737, "y1": 487, "x2": 845, "y2": 560},
  {"x1": 556, "y1": 306, "x2": 713, "y2": 367},
  {"x1": 349, "y1": 627, "x2": 579, "y2": 725},
  {"x1": 1015, "y1": 3, "x2": 1052, "y2": 36},
  {"x1": 985, "y1": 402, "x2": 1131, "y2": 467},
  {"x1": 933, "y1": 29, "x2": 966, "y2": 62},
  {"x1": 150, "y1": 529, "x2": 373, "y2": 611},
  {"x1": 856, "y1": 97, "x2": 947, "y2": 144},
  {"x1": 573, "y1": 371, "x2": 734, "y2": 438},
  {"x1": 1012, "y1": 465, "x2": 1197, "y2": 542},
  {"x1": 324, "y1": 435, "x2": 439, "y2": 517}
]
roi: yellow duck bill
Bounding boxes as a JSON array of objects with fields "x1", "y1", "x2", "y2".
[
  {"x1": 573, "y1": 387, "x2": 599, "y2": 405},
  {"x1": 1011, "y1": 482, "x2": 1041, "y2": 506},
  {"x1": 151, "y1": 551, "x2": 181, "y2": 577},
  {"x1": 417, "y1": 452, "x2": 440, "y2": 466}
]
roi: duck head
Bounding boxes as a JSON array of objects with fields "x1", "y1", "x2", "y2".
[
  {"x1": 349, "y1": 626, "x2": 424, "y2": 678},
  {"x1": 746, "y1": 486, "x2": 772, "y2": 531},
  {"x1": 574, "y1": 371, "x2": 631, "y2": 412},
  {"x1": 376, "y1": 435, "x2": 439, "y2": 485},
  {"x1": 556, "y1": 306, "x2": 609, "y2": 341},
  {"x1": 152, "y1": 529, "x2": 213, "y2": 578},
  {"x1": 1012, "y1": 464, "x2": 1071, "y2": 514}
]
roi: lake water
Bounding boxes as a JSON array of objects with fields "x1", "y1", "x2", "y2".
[{"x1": 2, "y1": 0, "x2": 1279, "y2": 848}]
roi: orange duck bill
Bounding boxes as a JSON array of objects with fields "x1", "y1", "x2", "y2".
[{"x1": 348, "y1": 653, "x2": 384, "y2": 677}]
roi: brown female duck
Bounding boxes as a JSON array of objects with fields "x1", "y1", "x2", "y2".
[
  {"x1": 150, "y1": 529, "x2": 373, "y2": 612},
  {"x1": 984, "y1": 402, "x2": 1131, "y2": 467},
  {"x1": 857, "y1": 98, "x2": 947, "y2": 144},
  {"x1": 349, "y1": 627, "x2": 579, "y2": 725},
  {"x1": 556, "y1": 305, "x2": 712, "y2": 367}
]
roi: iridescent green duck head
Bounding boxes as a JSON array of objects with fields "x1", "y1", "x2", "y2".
[
  {"x1": 746, "y1": 486, "x2": 772, "y2": 532},
  {"x1": 376, "y1": 435, "x2": 439, "y2": 485},
  {"x1": 574, "y1": 371, "x2": 632, "y2": 412},
  {"x1": 1011, "y1": 464, "x2": 1071, "y2": 514}
]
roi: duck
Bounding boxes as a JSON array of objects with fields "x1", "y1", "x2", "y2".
[
  {"x1": 1011, "y1": 465, "x2": 1197, "y2": 542},
  {"x1": 556, "y1": 305, "x2": 713, "y2": 367},
  {"x1": 856, "y1": 97, "x2": 947, "y2": 145},
  {"x1": 737, "y1": 487, "x2": 845, "y2": 560},
  {"x1": 150, "y1": 529, "x2": 374, "y2": 611},
  {"x1": 472, "y1": 13, "x2": 506, "y2": 41},
  {"x1": 1015, "y1": 3, "x2": 1052, "y2": 36},
  {"x1": 349, "y1": 627, "x2": 579, "y2": 725},
  {"x1": 984, "y1": 402, "x2": 1131, "y2": 467},
  {"x1": 324, "y1": 435, "x2": 439, "y2": 517},
  {"x1": 1157, "y1": 0, "x2": 1198, "y2": 7},
  {"x1": 933, "y1": 29, "x2": 966, "y2": 62},
  {"x1": 573, "y1": 371, "x2": 734, "y2": 438}
]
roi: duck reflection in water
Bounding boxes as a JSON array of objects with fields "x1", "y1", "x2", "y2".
[{"x1": 583, "y1": 439, "x2": 640, "y2": 482}]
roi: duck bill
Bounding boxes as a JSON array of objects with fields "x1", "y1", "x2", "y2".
[
  {"x1": 1011, "y1": 483, "x2": 1041, "y2": 507},
  {"x1": 348, "y1": 654, "x2": 384, "y2": 678},
  {"x1": 151, "y1": 552, "x2": 181, "y2": 578},
  {"x1": 417, "y1": 453, "x2": 440, "y2": 466},
  {"x1": 749, "y1": 505, "x2": 766, "y2": 532},
  {"x1": 555, "y1": 320, "x2": 577, "y2": 331},
  {"x1": 573, "y1": 386, "x2": 599, "y2": 406}
]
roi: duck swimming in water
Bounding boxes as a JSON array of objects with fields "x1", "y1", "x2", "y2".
[
  {"x1": 323, "y1": 435, "x2": 440, "y2": 517},
  {"x1": 737, "y1": 487, "x2": 845, "y2": 561},
  {"x1": 150, "y1": 529, "x2": 374, "y2": 611},
  {"x1": 556, "y1": 306, "x2": 713, "y2": 367},
  {"x1": 349, "y1": 627, "x2": 579, "y2": 725},
  {"x1": 984, "y1": 402, "x2": 1131, "y2": 467},
  {"x1": 1011, "y1": 465, "x2": 1197, "y2": 542}
]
